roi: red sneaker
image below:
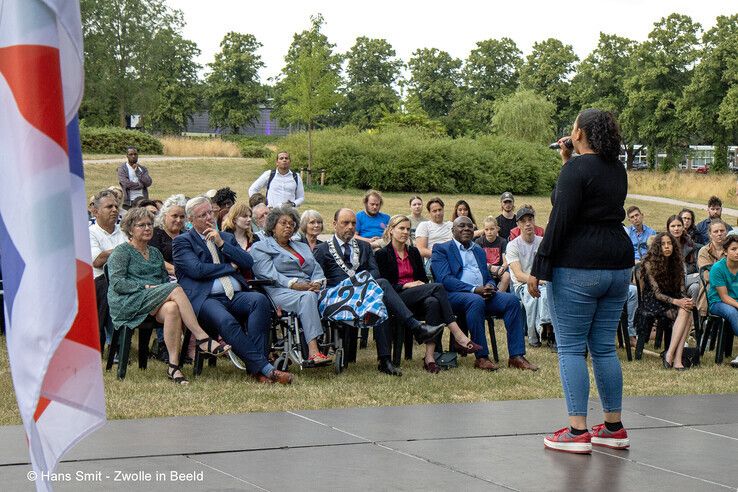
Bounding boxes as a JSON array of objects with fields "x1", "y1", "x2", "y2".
[
  {"x1": 543, "y1": 427, "x2": 592, "y2": 454},
  {"x1": 591, "y1": 423, "x2": 630, "y2": 449}
]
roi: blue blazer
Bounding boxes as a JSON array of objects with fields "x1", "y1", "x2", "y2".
[
  {"x1": 172, "y1": 228, "x2": 254, "y2": 316},
  {"x1": 250, "y1": 236, "x2": 325, "y2": 288},
  {"x1": 431, "y1": 239, "x2": 494, "y2": 293}
]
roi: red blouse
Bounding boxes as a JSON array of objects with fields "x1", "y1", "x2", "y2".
[
  {"x1": 293, "y1": 251, "x2": 305, "y2": 266},
  {"x1": 394, "y1": 248, "x2": 414, "y2": 285}
]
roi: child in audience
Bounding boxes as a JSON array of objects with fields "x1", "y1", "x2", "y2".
[
  {"x1": 707, "y1": 235, "x2": 738, "y2": 367},
  {"x1": 475, "y1": 216, "x2": 510, "y2": 292}
]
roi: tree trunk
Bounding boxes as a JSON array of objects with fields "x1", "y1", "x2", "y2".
[
  {"x1": 306, "y1": 122, "x2": 314, "y2": 186},
  {"x1": 119, "y1": 97, "x2": 127, "y2": 128}
]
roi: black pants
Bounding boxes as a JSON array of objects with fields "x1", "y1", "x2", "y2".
[
  {"x1": 94, "y1": 275, "x2": 111, "y2": 352},
  {"x1": 398, "y1": 283, "x2": 454, "y2": 326}
]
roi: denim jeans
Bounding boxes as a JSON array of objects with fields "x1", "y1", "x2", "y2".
[
  {"x1": 709, "y1": 302, "x2": 738, "y2": 336},
  {"x1": 513, "y1": 283, "x2": 551, "y2": 344},
  {"x1": 547, "y1": 267, "x2": 631, "y2": 416},
  {"x1": 626, "y1": 285, "x2": 638, "y2": 337}
]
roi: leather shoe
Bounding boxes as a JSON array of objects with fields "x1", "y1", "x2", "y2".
[
  {"x1": 474, "y1": 357, "x2": 499, "y2": 371},
  {"x1": 268, "y1": 369, "x2": 294, "y2": 384},
  {"x1": 423, "y1": 360, "x2": 441, "y2": 374},
  {"x1": 252, "y1": 373, "x2": 273, "y2": 384},
  {"x1": 378, "y1": 358, "x2": 402, "y2": 376},
  {"x1": 412, "y1": 322, "x2": 444, "y2": 345},
  {"x1": 452, "y1": 338, "x2": 483, "y2": 355},
  {"x1": 508, "y1": 355, "x2": 539, "y2": 371}
]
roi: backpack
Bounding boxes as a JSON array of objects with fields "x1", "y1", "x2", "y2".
[{"x1": 265, "y1": 169, "x2": 299, "y2": 206}]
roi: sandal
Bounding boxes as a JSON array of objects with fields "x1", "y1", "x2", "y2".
[
  {"x1": 167, "y1": 363, "x2": 189, "y2": 385},
  {"x1": 306, "y1": 352, "x2": 332, "y2": 366},
  {"x1": 196, "y1": 337, "x2": 230, "y2": 357}
]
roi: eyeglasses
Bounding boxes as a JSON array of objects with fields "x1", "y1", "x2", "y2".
[
  {"x1": 134, "y1": 222, "x2": 153, "y2": 229},
  {"x1": 277, "y1": 220, "x2": 295, "y2": 229},
  {"x1": 194, "y1": 210, "x2": 214, "y2": 220}
]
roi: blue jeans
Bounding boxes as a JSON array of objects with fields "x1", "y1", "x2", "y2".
[
  {"x1": 547, "y1": 267, "x2": 630, "y2": 416},
  {"x1": 709, "y1": 302, "x2": 738, "y2": 336}
]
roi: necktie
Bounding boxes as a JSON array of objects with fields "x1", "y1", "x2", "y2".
[
  {"x1": 206, "y1": 239, "x2": 235, "y2": 300},
  {"x1": 343, "y1": 242, "x2": 352, "y2": 264}
]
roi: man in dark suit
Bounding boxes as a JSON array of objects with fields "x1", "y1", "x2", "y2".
[
  {"x1": 431, "y1": 216, "x2": 538, "y2": 372},
  {"x1": 313, "y1": 208, "x2": 443, "y2": 376},
  {"x1": 173, "y1": 196, "x2": 293, "y2": 384}
]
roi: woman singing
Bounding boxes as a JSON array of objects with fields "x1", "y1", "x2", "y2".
[{"x1": 528, "y1": 109, "x2": 634, "y2": 454}]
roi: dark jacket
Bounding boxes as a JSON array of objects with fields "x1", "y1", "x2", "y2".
[
  {"x1": 117, "y1": 162, "x2": 152, "y2": 207},
  {"x1": 374, "y1": 243, "x2": 426, "y2": 292},
  {"x1": 313, "y1": 236, "x2": 380, "y2": 287}
]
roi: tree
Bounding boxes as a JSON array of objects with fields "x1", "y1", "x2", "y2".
[
  {"x1": 571, "y1": 33, "x2": 639, "y2": 167},
  {"x1": 274, "y1": 14, "x2": 343, "y2": 181},
  {"x1": 492, "y1": 90, "x2": 556, "y2": 145},
  {"x1": 464, "y1": 37, "x2": 522, "y2": 102},
  {"x1": 679, "y1": 14, "x2": 738, "y2": 173},
  {"x1": 407, "y1": 48, "x2": 462, "y2": 120},
  {"x1": 204, "y1": 32, "x2": 265, "y2": 134},
  {"x1": 80, "y1": 0, "x2": 201, "y2": 130},
  {"x1": 342, "y1": 37, "x2": 403, "y2": 129},
  {"x1": 519, "y1": 38, "x2": 578, "y2": 130}
]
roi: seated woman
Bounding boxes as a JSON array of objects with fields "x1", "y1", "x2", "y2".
[
  {"x1": 250, "y1": 205, "x2": 331, "y2": 366},
  {"x1": 298, "y1": 209, "x2": 325, "y2": 251},
  {"x1": 408, "y1": 196, "x2": 426, "y2": 241},
  {"x1": 375, "y1": 215, "x2": 482, "y2": 373},
  {"x1": 680, "y1": 208, "x2": 700, "y2": 246},
  {"x1": 451, "y1": 199, "x2": 483, "y2": 238},
  {"x1": 667, "y1": 214, "x2": 699, "y2": 304},
  {"x1": 107, "y1": 208, "x2": 231, "y2": 385},
  {"x1": 150, "y1": 194, "x2": 187, "y2": 276},
  {"x1": 639, "y1": 232, "x2": 694, "y2": 370},
  {"x1": 707, "y1": 235, "x2": 738, "y2": 367},
  {"x1": 221, "y1": 201, "x2": 259, "y2": 251},
  {"x1": 415, "y1": 197, "x2": 453, "y2": 261},
  {"x1": 697, "y1": 220, "x2": 728, "y2": 316}
]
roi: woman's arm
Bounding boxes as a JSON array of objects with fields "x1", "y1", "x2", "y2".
[{"x1": 716, "y1": 286, "x2": 738, "y2": 309}]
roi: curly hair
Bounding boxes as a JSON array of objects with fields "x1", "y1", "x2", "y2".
[
  {"x1": 264, "y1": 205, "x2": 300, "y2": 238},
  {"x1": 641, "y1": 232, "x2": 685, "y2": 295},
  {"x1": 213, "y1": 187, "x2": 237, "y2": 206},
  {"x1": 576, "y1": 109, "x2": 622, "y2": 162},
  {"x1": 154, "y1": 194, "x2": 187, "y2": 229},
  {"x1": 451, "y1": 200, "x2": 477, "y2": 226}
]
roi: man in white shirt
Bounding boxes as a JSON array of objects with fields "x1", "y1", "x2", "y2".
[
  {"x1": 248, "y1": 152, "x2": 305, "y2": 207},
  {"x1": 506, "y1": 206, "x2": 552, "y2": 348},
  {"x1": 89, "y1": 190, "x2": 127, "y2": 350}
]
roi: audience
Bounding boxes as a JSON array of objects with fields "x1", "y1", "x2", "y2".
[
  {"x1": 249, "y1": 192, "x2": 266, "y2": 209},
  {"x1": 415, "y1": 197, "x2": 453, "y2": 261},
  {"x1": 707, "y1": 235, "x2": 738, "y2": 367},
  {"x1": 475, "y1": 216, "x2": 511, "y2": 292},
  {"x1": 451, "y1": 200, "x2": 483, "y2": 238},
  {"x1": 408, "y1": 196, "x2": 427, "y2": 241},
  {"x1": 150, "y1": 194, "x2": 187, "y2": 277},
  {"x1": 506, "y1": 206, "x2": 553, "y2": 348},
  {"x1": 680, "y1": 208, "x2": 699, "y2": 245},
  {"x1": 508, "y1": 204, "x2": 545, "y2": 241},
  {"x1": 117, "y1": 146, "x2": 152, "y2": 209},
  {"x1": 248, "y1": 151, "x2": 305, "y2": 207},
  {"x1": 250, "y1": 206, "x2": 331, "y2": 366},
  {"x1": 252, "y1": 203, "x2": 269, "y2": 239},
  {"x1": 625, "y1": 206, "x2": 656, "y2": 262},
  {"x1": 639, "y1": 233, "x2": 694, "y2": 370},
  {"x1": 431, "y1": 216, "x2": 538, "y2": 372},
  {"x1": 496, "y1": 192, "x2": 517, "y2": 241},
  {"x1": 355, "y1": 189, "x2": 391, "y2": 249},
  {"x1": 213, "y1": 187, "x2": 237, "y2": 229},
  {"x1": 696, "y1": 196, "x2": 732, "y2": 244},
  {"x1": 108, "y1": 207, "x2": 231, "y2": 384},
  {"x1": 697, "y1": 220, "x2": 728, "y2": 316},
  {"x1": 221, "y1": 201, "x2": 259, "y2": 251},
  {"x1": 375, "y1": 215, "x2": 483, "y2": 373},
  {"x1": 298, "y1": 209, "x2": 325, "y2": 251},
  {"x1": 666, "y1": 214, "x2": 700, "y2": 307}
]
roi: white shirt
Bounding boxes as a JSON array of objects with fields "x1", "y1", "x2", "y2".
[
  {"x1": 248, "y1": 169, "x2": 305, "y2": 207},
  {"x1": 89, "y1": 223, "x2": 127, "y2": 278},
  {"x1": 126, "y1": 163, "x2": 143, "y2": 201},
  {"x1": 415, "y1": 220, "x2": 453, "y2": 250},
  {"x1": 505, "y1": 235, "x2": 542, "y2": 289}
]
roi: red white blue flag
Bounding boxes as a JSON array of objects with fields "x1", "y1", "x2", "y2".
[{"x1": 0, "y1": 0, "x2": 106, "y2": 489}]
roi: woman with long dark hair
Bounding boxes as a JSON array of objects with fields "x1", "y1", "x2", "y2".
[
  {"x1": 640, "y1": 232, "x2": 694, "y2": 370},
  {"x1": 451, "y1": 200, "x2": 483, "y2": 238},
  {"x1": 679, "y1": 208, "x2": 699, "y2": 245},
  {"x1": 527, "y1": 109, "x2": 634, "y2": 454}
]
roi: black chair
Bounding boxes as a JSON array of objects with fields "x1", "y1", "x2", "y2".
[
  {"x1": 633, "y1": 263, "x2": 673, "y2": 359},
  {"x1": 698, "y1": 265, "x2": 734, "y2": 364},
  {"x1": 0, "y1": 276, "x2": 5, "y2": 335},
  {"x1": 616, "y1": 301, "x2": 633, "y2": 361}
]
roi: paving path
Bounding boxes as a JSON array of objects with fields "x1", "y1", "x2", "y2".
[
  {"x1": 628, "y1": 193, "x2": 738, "y2": 216},
  {"x1": 84, "y1": 156, "x2": 241, "y2": 164}
]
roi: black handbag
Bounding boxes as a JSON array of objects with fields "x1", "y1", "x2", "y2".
[
  {"x1": 434, "y1": 351, "x2": 458, "y2": 370},
  {"x1": 681, "y1": 346, "x2": 700, "y2": 368}
]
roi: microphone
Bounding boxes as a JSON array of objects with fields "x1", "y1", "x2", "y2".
[{"x1": 549, "y1": 138, "x2": 573, "y2": 150}]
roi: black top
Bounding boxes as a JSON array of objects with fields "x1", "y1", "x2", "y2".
[
  {"x1": 475, "y1": 235, "x2": 507, "y2": 267},
  {"x1": 374, "y1": 243, "x2": 426, "y2": 292},
  {"x1": 496, "y1": 214, "x2": 516, "y2": 241},
  {"x1": 150, "y1": 227, "x2": 175, "y2": 263},
  {"x1": 531, "y1": 153, "x2": 634, "y2": 280}
]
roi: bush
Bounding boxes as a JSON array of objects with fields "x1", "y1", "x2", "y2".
[
  {"x1": 81, "y1": 127, "x2": 163, "y2": 154},
  {"x1": 238, "y1": 141, "x2": 270, "y2": 158},
  {"x1": 277, "y1": 127, "x2": 560, "y2": 195}
]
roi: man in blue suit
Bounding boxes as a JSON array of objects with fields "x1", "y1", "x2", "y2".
[
  {"x1": 431, "y1": 216, "x2": 538, "y2": 372},
  {"x1": 173, "y1": 196, "x2": 293, "y2": 384}
]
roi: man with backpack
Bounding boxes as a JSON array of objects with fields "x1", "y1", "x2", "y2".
[{"x1": 248, "y1": 151, "x2": 305, "y2": 208}]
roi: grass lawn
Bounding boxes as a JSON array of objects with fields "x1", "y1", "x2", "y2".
[{"x1": 0, "y1": 157, "x2": 736, "y2": 425}]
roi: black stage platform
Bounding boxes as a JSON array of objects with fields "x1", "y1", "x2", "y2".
[{"x1": 1, "y1": 394, "x2": 737, "y2": 491}]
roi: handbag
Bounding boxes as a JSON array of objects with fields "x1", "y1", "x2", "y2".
[
  {"x1": 318, "y1": 271, "x2": 388, "y2": 327},
  {"x1": 681, "y1": 346, "x2": 700, "y2": 368},
  {"x1": 433, "y1": 351, "x2": 458, "y2": 370}
]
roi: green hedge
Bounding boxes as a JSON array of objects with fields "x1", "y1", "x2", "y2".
[
  {"x1": 274, "y1": 127, "x2": 560, "y2": 195},
  {"x1": 238, "y1": 141, "x2": 271, "y2": 158},
  {"x1": 80, "y1": 127, "x2": 163, "y2": 154}
]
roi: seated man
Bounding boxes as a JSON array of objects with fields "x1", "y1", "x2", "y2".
[
  {"x1": 695, "y1": 196, "x2": 733, "y2": 245},
  {"x1": 252, "y1": 203, "x2": 269, "y2": 240},
  {"x1": 431, "y1": 216, "x2": 538, "y2": 372},
  {"x1": 313, "y1": 208, "x2": 443, "y2": 376},
  {"x1": 625, "y1": 206, "x2": 655, "y2": 262},
  {"x1": 173, "y1": 196, "x2": 292, "y2": 384},
  {"x1": 355, "y1": 189, "x2": 390, "y2": 250},
  {"x1": 506, "y1": 206, "x2": 553, "y2": 348}
]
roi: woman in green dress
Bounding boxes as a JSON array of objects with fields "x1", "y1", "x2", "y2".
[{"x1": 107, "y1": 208, "x2": 231, "y2": 384}]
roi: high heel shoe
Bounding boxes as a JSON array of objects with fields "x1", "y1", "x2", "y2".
[
  {"x1": 196, "y1": 337, "x2": 230, "y2": 357},
  {"x1": 661, "y1": 352, "x2": 672, "y2": 369}
]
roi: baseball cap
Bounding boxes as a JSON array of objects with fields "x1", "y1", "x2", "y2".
[
  {"x1": 515, "y1": 207, "x2": 535, "y2": 222},
  {"x1": 501, "y1": 192, "x2": 514, "y2": 202}
]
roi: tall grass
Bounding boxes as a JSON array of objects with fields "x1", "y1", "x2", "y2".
[
  {"x1": 160, "y1": 136, "x2": 241, "y2": 157},
  {"x1": 628, "y1": 170, "x2": 738, "y2": 207}
]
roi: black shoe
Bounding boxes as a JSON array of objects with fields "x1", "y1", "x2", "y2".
[
  {"x1": 411, "y1": 322, "x2": 444, "y2": 345},
  {"x1": 529, "y1": 341, "x2": 542, "y2": 348},
  {"x1": 549, "y1": 342, "x2": 558, "y2": 353},
  {"x1": 378, "y1": 358, "x2": 402, "y2": 376}
]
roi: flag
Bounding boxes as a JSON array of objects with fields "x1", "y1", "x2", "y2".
[{"x1": 0, "y1": 1, "x2": 106, "y2": 490}]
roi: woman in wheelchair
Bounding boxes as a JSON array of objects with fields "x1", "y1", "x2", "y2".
[
  {"x1": 107, "y1": 208, "x2": 231, "y2": 385},
  {"x1": 707, "y1": 235, "x2": 738, "y2": 367},
  {"x1": 639, "y1": 232, "x2": 693, "y2": 370},
  {"x1": 221, "y1": 201, "x2": 259, "y2": 251},
  {"x1": 250, "y1": 205, "x2": 332, "y2": 366},
  {"x1": 375, "y1": 215, "x2": 483, "y2": 373}
]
